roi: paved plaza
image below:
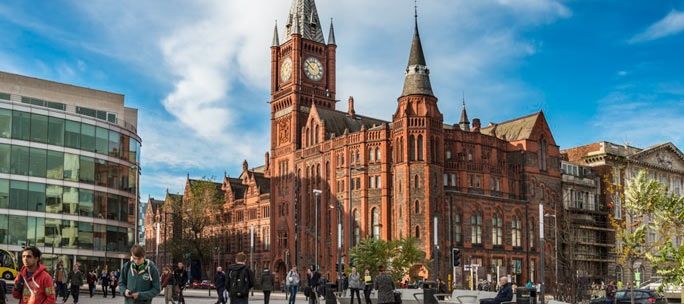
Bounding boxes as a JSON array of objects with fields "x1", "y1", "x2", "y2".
[{"x1": 4, "y1": 289, "x2": 302, "y2": 304}]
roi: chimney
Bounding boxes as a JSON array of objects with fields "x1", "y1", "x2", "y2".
[
  {"x1": 348, "y1": 96, "x2": 356, "y2": 118},
  {"x1": 265, "y1": 152, "x2": 270, "y2": 171},
  {"x1": 471, "y1": 118, "x2": 481, "y2": 132}
]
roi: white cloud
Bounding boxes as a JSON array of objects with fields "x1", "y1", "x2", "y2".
[
  {"x1": 594, "y1": 84, "x2": 684, "y2": 147},
  {"x1": 2, "y1": 0, "x2": 571, "y2": 193},
  {"x1": 630, "y1": 10, "x2": 684, "y2": 43}
]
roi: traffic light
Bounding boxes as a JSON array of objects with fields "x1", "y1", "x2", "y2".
[{"x1": 452, "y1": 248, "x2": 461, "y2": 267}]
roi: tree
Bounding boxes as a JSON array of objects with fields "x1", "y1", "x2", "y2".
[
  {"x1": 349, "y1": 237, "x2": 426, "y2": 282},
  {"x1": 168, "y1": 178, "x2": 224, "y2": 280},
  {"x1": 612, "y1": 170, "x2": 683, "y2": 304}
]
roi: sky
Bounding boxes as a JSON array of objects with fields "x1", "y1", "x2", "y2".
[{"x1": 0, "y1": 0, "x2": 683, "y2": 200}]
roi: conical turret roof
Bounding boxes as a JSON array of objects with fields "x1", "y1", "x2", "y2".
[{"x1": 401, "y1": 14, "x2": 434, "y2": 97}]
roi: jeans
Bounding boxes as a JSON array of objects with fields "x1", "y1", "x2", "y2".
[
  {"x1": 178, "y1": 286, "x2": 186, "y2": 304},
  {"x1": 264, "y1": 290, "x2": 272, "y2": 304},
  {"x1": 289, "y1": 285, "x2": 299, "y2": 304},
  {"x1": 88, "y1": 283, "x2": 95, "y2": 297},
  {"x1": 350, "y1": 288, "x2": 361, "y2": 304},
  {"x1": 217, "y1": 287, "x2": 226, "y2": 304}
]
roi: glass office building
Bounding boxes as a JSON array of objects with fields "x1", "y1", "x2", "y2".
[{"x1": 0, "y1": 71, "x2": 140, "y2": 277}]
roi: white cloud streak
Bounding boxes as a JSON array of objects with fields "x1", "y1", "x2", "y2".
[
  {"x1": 1, "y1": 0, "x2": 571, "y2": 193},
  {"x1": 630, "y1": 10, "x2": 684, "y2": 43}
]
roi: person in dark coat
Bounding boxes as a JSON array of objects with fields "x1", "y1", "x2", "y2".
[
  {"x1": 215, "y1": 267, "x2": 227, "y2": 304},
  {"x1": 261, "y1": 267, "x2": 274, "y2": 304},
  {"x1": 307, "y1": 266, "x2": 321, "y2": 304},
  {"x1": 479, "y1": 277, "x2": 513, "y2": 304},
  {"x1": 100, "y1": 269, "x2": 111, "y2": 298},
  {"x1": 87, "y1": 270, "x2": 97, "y2": 297},
  {"x1": 374, "y1": 266, "x2": 395, "y2": 304},
  {"x1": 226, "y1": 252, "x2": 255, "y2": 304},
  {"x1": 174, "y1": 262, "x2": 189, "y2": 304}
]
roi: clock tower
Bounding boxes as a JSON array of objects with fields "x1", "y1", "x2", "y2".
[{"x1": 269, "y1": 0, "x2": 337, "y2": 270}]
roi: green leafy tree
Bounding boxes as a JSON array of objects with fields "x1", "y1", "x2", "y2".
[
  {"x1": 169, "y1": 178, "x2": 223, "y2": 280},
  {"x1": 349, "y1": 237, "x2": 425, "y2": 281},
  {"x1": 613, "y1": 170, "x2": 684, "y2": 304}
]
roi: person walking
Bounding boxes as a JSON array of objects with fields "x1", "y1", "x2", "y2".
[
  {"x1": 362, "y1": 269, "x2": 373, "y2": 304},
  {"x1": 261, "y1": 266, "x2": 274, "y2": 304},
  {"x1": 0, "y1": 277, "x2": 7, "y2": 304},
  {"x1": 12, "y1": 246, "x2": 56, "y2": 304},
  {"x1": 226, "y1": 252, "x2": 255, "y2": 304},
  {"x1": 348, "y1": 267, "x2": 363, "y2": 304},
  {"x1": 374, "y1": 266, "x2": 395, "y2": 304},
  {"x1": 110, "y1": 270, "x2": 119, "y2": 298},
  {"x1": 161, "y1": 266, "x2": 175, "y2": 304},
  {"x1": 174, "y1": 262, "x2": 189, "y2": 304},
  {"x1": 119, "y1": 244, "x2": 161, "y2": 304},
  {"x1": 605, "y1": 280, "x2": 617, "y2": 304},
  {"x1": 286, "y1": 266, "x2": 300, "y2": 304},
  {"x1": 307, "y1": 266, "x2": 321, "y2": 304},
  {"x1": 55, "y1": 262, "x2": 67, "y2": 301},
  {"x1": 86, "y1": 270, "x2": 97, "y2": 298},
  {"x1": 215, "y1": 266, "x2": 226, "y2": 304},
  {"x1": 100, "y1": 269, "x2": 110, "y2": 298},
  {"x1": 66, "y1": 263, "x2": 85, "y2": 304}
]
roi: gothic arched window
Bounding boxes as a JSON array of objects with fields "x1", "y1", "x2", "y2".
[
  {"x1": 512, "y1": 216, "x2": 522, "y2": 247},
  {"x1": 409, "y1": 135, "x2": 415, "y2": 161},
  {"x1": 417, "y1": 135, "x2": 424, "y2": 161},
  {"x1": 492, "y1": 212, "x2": 503, "y2": 246},
  {"x1": 371, "y1": 208, "x2": 380, "y2": 239}
]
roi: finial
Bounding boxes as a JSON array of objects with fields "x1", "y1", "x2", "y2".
[{"x1": 462, "y1": 91, "x2": 466, "y2": 107}]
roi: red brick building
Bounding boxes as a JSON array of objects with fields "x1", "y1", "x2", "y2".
[{"x1": 267, "y1": 0, "x2": 562, "y2": 287}]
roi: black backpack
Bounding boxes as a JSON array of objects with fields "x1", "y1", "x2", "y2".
[{"x1": 228, "y1": 267, "x2": 250, "y2": 298}]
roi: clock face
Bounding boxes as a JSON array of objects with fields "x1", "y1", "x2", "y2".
[
  {"x1": 303, "y1": 57, "x2": 324, "y2": 81},
  {"x1": 280, "y1": 57, "x2": 293, "y2": 83}
]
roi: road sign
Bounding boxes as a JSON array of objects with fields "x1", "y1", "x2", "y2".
[{"x1": 464, "y1": 265, "x2": 471, "y2": 271}]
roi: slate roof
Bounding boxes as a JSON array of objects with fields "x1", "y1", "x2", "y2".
[
  {"x1": 480, "y1": 112, "x2": 541, "y2": 141},
  {"x1": 285, "y1": 0, "x2": 325, "y2": 44},
  {"x1": 148, "y1": 198, "x2": 165, "y2": 214},
  {"x1": 226, "y1": 177, "x2": 247, "y2": 198},
  {"x1": 401, "y1": 17, "x2": 434, "y2": 97},
  {"x1": 316, "y1": 107, "x2": 388, "y2": 137}
]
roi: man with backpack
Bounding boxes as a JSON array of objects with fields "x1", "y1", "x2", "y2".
[
  {"x1": 226, "y1": 252, "x2": 255, "y2": 304},
  {"x1": 119, "y1": 244, "x2": 161, "y2": 304}
]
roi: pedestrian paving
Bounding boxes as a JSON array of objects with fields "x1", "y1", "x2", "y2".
[{"x1": 3, "y1": 290, "x2": 307, "y2": 304}]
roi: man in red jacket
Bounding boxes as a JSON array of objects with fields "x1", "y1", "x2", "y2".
[{"x1": 13, "y1": 246, "x2": 56, "y2": 304}]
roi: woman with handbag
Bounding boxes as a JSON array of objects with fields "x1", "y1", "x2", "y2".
[{"x1": 286, "y1": 266, "x2": 300, "y2": 304}]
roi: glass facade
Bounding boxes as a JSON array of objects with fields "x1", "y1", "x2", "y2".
[
  {"x1": 0, "y1": 108, "x2": 140, "y2": 164},
  {"x1": 0, "y1": 103, "x2": 139, "y2": 264}
]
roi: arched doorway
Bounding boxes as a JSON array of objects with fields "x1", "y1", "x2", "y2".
[{"x1": 274, "y1": 260, "x2": 287, "y2": 291}]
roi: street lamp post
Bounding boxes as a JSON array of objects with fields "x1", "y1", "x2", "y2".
[
  {"x1": 544, "y1": 211, "x2": 558, "y2": 290},
  {"x1": 433, "y1": 216, "x2": 439, "y2": 280},
  {"x1": 313, "y1": 189, "x2": 322, "y2": 270},
  {"x1": 330, "y1": 202, "x2": 343, "y2": 292},
  {"x1": 539, "y1": 203, "x2": 545, "y2": 304}
]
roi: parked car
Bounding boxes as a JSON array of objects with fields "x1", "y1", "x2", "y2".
[
  {"x1": 191, "y1": 280, "x2": 215, "y2": 289},
  {"x1": 590, "y1": 289, "x2": 667, "y2": 304}
]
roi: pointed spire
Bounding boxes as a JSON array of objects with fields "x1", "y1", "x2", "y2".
[
  {"x1": 285, "y1": 0, "x2": 325, "y2": 43},
  {"x1": 401, "y1": 1, "x2": 434, "y2": 97},
  {"x1": 272, "y1": 20, "x2": 280, "y2": 46},
  {"x1": 459, "y1": 93, "x2": 470, "y2": 131},
  {"x1": 328, "y1": 18, "x2": 336, "y2": 45}
]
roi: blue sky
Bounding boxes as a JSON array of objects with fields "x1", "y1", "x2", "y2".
[{"x1": 1, "y1": 0, "x2": 683, "y2": 200}]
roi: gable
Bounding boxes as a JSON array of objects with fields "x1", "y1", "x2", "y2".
[{"x1": 630, "y1": 143, "x2": 684, "y2": 172}]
